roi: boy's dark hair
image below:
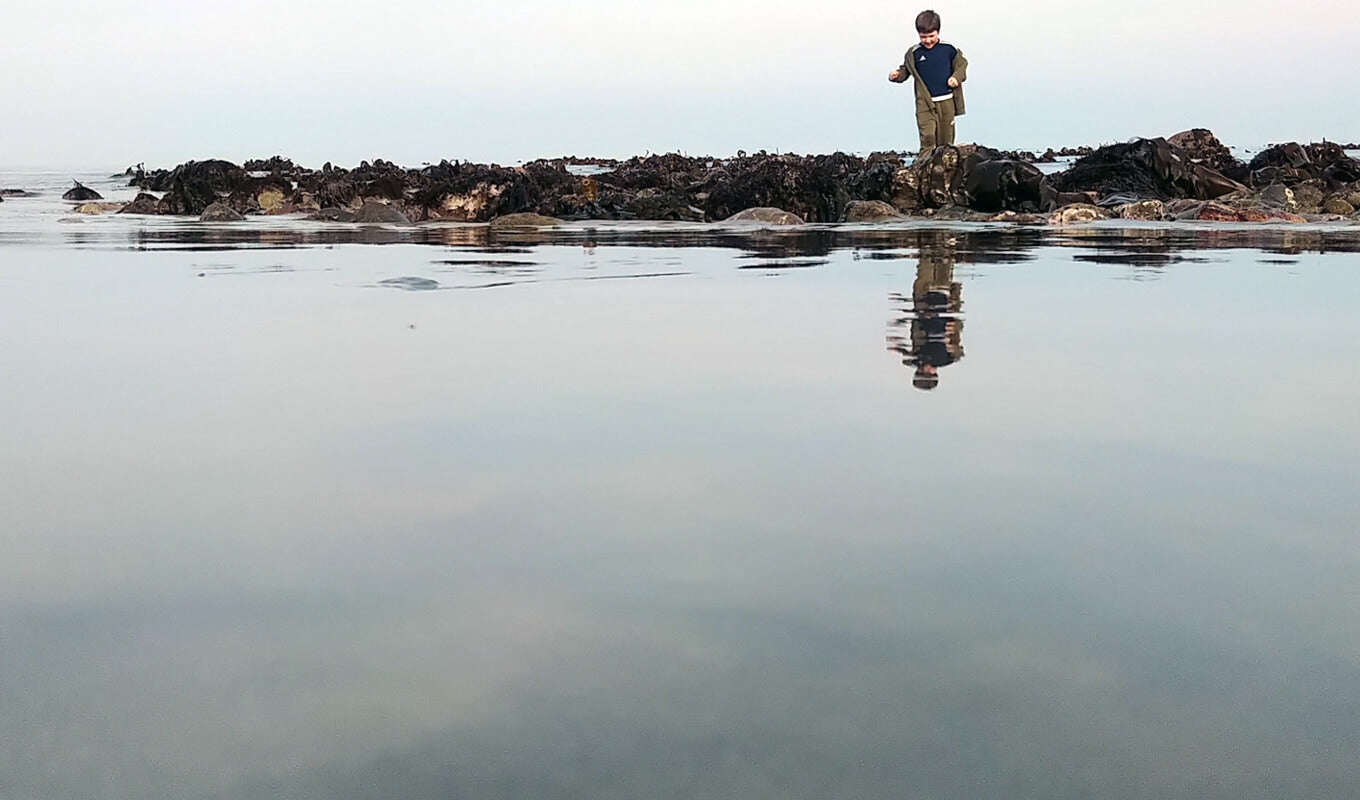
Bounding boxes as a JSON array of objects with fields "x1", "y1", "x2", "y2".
[{"x1": 915, "y1": 9, "x2": 941, "y2": 33}]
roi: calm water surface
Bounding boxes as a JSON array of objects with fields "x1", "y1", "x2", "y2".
[{"x1": 2, "y1": 172, "x2": 1360, "y2": 800}]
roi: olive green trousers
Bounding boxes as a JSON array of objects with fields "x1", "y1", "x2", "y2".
[{"x1": 916, "y1": 97, "x2": 957, "y2": 152}]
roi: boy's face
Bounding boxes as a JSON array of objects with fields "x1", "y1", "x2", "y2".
[{"x1": 918, "y1": 30, "x2": 940, "y2": 48}]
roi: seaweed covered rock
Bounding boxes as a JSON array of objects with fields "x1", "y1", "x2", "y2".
[
  {"x1": 62, "y1": 181, "x2": 103, "y2": 202},
  {"x1": 1167, "y1": 129, "x2": 1248, "y2": 183},
  {"x1": 890, "y1": 146, "x2": 1047, "y2": 213},
  {"x1": 1050, "y1": 137, "x2": 1245, "y2": 202},
  {"x1": 407, "y1": 161, "x2": 542, "y2": 222},
  {"x1": 701, "y1": 152, "x2": 890, "y2": 223},
  {"x1": 154, "y1": 160, "x2": 252, "y2": 215},
  {"x1": 1247, "y1": 142, "x2": 1360, "y2": 187},
  {"x1": 962, "y1": 155, "x2": 1047, "y2": 212}
]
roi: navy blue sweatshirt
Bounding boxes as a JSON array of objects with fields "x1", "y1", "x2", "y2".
[{"x1": 912, "y1": 43, "x2": 958, "y2": 100}]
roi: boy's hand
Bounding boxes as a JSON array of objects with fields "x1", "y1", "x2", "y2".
[
  {"x1": 889, "y1": 68, "x2": 905, "y2": 82},
  {"x1": 948, "y1": 77, "x2": 959, "y2": 88}
]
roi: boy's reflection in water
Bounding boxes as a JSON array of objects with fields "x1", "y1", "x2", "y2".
[{"x1": 887, "y1": 233, "x2": 964, "y2": 390}]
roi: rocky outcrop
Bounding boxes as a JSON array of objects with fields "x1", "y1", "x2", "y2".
[
  {"x1": 150, "y1": 160, "x2": 253, "y2": 215},
  {"x1": 62, "y1": 181, "x2": 103, "y2": 202},
  {"x1": 119, "y1": 131, "x2": 1359, "y2": 226},
  {"x1": 1247, "y1": 142, "x2": 1360, "y2": 187},
  {"x1": 1051, "y1": 138, "x2": 1246, "y2": 202}
]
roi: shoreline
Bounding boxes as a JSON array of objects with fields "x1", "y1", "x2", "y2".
[{"x1": 4, "y1": 130, "x2": 1359, "y2": 227}]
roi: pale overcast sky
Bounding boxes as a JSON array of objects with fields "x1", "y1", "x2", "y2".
[{"x1": 1, "y1": 0, "x2": 1356, "y2": 168}]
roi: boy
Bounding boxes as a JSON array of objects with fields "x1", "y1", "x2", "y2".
[{"x1": 888, "y1": 10, "x2": 968, "y2": 155}]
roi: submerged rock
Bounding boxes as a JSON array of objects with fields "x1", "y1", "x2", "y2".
[
  {"x1": 75, "y1": 202, "x2": 123, "y2": 214},
  {"x1": 724, "y1": 207, "x2": 805, "y2": 225},
  {"x1": 200, "y1": 202, "x2": 245, "y2": 222},
  {"x1": 842, "y1": 200, "x2": 904, "y2": 222},
  {"x1": 62, "y1": 181, "x2": 103, "y2": 202},
  {"x1": 378, "y1": 276, "x2": 440, "y2": 291},
  {"x1": 352, "y1": 200, "x2": 411, "y2": 226},
  {"x1": 312, "y1": 208, "x2": 356, "y2": 222},
  {"x1": 488, "y1": 212, "x2": 562, "y2": 230}
]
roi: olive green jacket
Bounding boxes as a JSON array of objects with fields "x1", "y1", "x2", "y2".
[{"x1": 891, "y1": 43, "x2": 968, "y2": 116}]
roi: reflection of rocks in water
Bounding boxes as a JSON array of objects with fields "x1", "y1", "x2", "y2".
[
  {"x1": 886, "y1": 234, "x2": 965, "y2": 391},
  {"x1": 377, "y1": 277, "x2": 441, "y2": 291}
]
